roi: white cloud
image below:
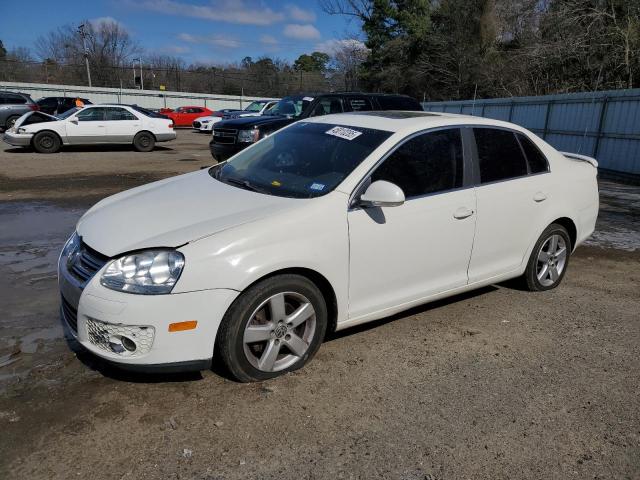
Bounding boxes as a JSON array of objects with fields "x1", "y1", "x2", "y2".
[
  {"x1": 283, "y1": 24, "x2": 321, "y2": 40},
  {"x1": 89, "y1": 16, "x2": 124, "y2": 29},
  {"x1": 178, "y1": 33, "x2": 241, "y2": 49},
  {"x1": 287, "y1": 4, "x2": 316, "y2": 22},
  {"x1": 260, "y1": 35, "x2": 279, "y2": 45},
  {"x1": 315, "y1": 38, "x2": 368, "y2": 55},
  {"x1": 136, "y1": 0, "x2": 285, "y2": 26}
]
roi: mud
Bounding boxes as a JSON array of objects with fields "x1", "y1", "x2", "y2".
[{"x1": 0, "y1": 132, "x2": 638, "y2": 479}]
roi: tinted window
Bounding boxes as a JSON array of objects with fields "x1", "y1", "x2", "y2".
[
  {"x1": 213, "y1": 122, "x2": 392, "y2": 199},
  {"x1": 474, "y1": 128, "x2": 528, "y2": 183},
  {"x1": 105, "y1": 107, "x2": 137, "y2": 121},
  {"x1": 310, "y1": 98, "x2": 343, "y2": 117},
  {"x1": 348, "y1": 97, "x2": 373, "y2": 111},
  {"x1": 76, "y1": 108, "x2": 106, "y2": 121},
  {"x1": 38, "y1": 98, "x2": 58, "y2": 108},
  {"x1": 376, "y1": 96, "x2": 422, "y2": 111},
  {"x1": 372, "y1": 129, "x2": 464, "y2": 198},
  {"x1": 517, "y1": 133, "x2": 548, "y2": 174},
  {"x1": 3, "y1": 94, "x2": 27, "y2": 105}
]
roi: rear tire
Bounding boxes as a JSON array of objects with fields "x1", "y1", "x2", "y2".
[
  {"x1": 32, "y1": 131, "x2": 61, "y2": 154},
  {"x1": 5, "y1": 115, "x2": 19, "y2": 130},
  {"x1": 216, "y1": 274, "x2": 328, "y2": 382},
  {"x1": 133, "y1": 131, "x2": 155, "y2": 152},
  {"x1": 523, "y1": 223, "x2": 571, "y2": 291}
]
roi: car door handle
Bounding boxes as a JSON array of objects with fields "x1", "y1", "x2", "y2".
[
  {"x1": 453, "y1": 207, "x2": 474, "y2": 219},
  {"x1": 533, "y1": 192, "x2": 547, "y2": 202}
]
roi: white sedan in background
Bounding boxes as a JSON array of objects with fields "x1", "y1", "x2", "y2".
[
  {"x1": 58, "y1": 112, "x2": 599, "y2": 381},
  {"x1": 3, "y1": 104, "x2": 176, "y2": 153},
  {"x1": 192, "y1": 101, "x2": 278, "y2": 132}
]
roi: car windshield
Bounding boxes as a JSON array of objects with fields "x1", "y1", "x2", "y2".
[
  {"x1": 210, "y1": 122, "x2": 392, "y2": 199},
  {"x1": 266, "y1": 97, "x2": 310, "y2": 118},
  {"x1": 57, "y1": 107, "x2": 80, "y2": 119},
  {"x1": 244, "y1": 101, "x2": 267, "y2": 112}
]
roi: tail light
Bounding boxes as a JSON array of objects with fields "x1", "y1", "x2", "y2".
[
  {"x1": 29, "y1": 104, "x2": 39, "y2": 111},
  {"x1": 168, "y1": 123, "x2": 174, "y2": 129}
]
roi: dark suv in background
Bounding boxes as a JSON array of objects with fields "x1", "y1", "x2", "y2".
[
  {"x1": 209, "y1": 92, "x2": 423, "y2": 161},
  {"x1": 37, "y1": 97, "x2": 92, "y2": 116},
  {"x1": 0, "y1": 92, "x2": 39, "y2": 130}
]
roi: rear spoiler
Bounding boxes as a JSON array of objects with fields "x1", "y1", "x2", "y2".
[{"x1": 561, "y1": 152, "x2": 598, "y2": 168}]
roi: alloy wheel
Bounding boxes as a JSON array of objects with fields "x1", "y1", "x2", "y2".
[
  {"x1": 536, "y1": 234, "x2": 567, "y2": 287},
  {"x1": 243, "y1": 292, "x2": 316, "y2": 372}
]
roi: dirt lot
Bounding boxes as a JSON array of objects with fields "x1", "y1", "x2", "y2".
[{"x1": 0, "y1": 131, "x2": 639, "y2": 479}]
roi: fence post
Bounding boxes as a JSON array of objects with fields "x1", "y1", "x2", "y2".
[
  {"x1": 593, "y1": 96, "x2": 609, "y2": 159},
  {"x1": 508, "y1": 100, "x2": 515, "y2": 122},
  {"x1": 542, "y1": 100, "x2": 554, "y2": 140},
  {"x1": 480, "y1": 104, "x2": 486, "y2": 117}
]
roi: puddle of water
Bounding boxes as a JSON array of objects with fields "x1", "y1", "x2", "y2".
[{"x1": 0, "y1": 202, "x2": 85, "y2": 385}]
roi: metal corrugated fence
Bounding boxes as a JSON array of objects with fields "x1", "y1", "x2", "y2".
[{"x1": 422, "y1": 89, "x2": 640, "y2": 176}]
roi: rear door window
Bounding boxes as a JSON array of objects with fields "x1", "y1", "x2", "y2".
[
  {"x1": 516, "y1": 133, "x2": 549, "y2": 174},
  {"x1": 105, "y1": 107, "x2": 137, "y2": 121},
  {"x1": 347, "y1": 97, "x2": 373, "y2": 112},
  {"x1": 310, "y1": 98, "x2": 344, "y2": 117},
  {"x1": 371, "y1": 128, "x2": 464, "y2": 198},
  {"x1": 4, "y1": 94, "x2": 27, "y2": 105},
  {"x1": 474, "y1": 128, "x2": 528, "y2": 184}
]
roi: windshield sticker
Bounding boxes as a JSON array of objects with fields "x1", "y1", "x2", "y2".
[
  {"x1": 271, "y1": 180, "x2": 282, "y2": 187},
  {"x1": 310, "y1": 183, "x2": 325, "y2": 191},
  {"x1": 325, "y1": 126, "x2": 363, "y2": 141},
  {"x1": 303, "y1": 96, "x2": 314, "y2": 102}
]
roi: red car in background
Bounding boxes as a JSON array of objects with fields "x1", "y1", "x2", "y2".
[{"x1": 161, "y1": 106, "x2": 213, "y2": 127}]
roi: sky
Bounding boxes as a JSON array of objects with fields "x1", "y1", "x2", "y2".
[{"x1": 0, "y1": 0, "x2": 361, "y2": 65}]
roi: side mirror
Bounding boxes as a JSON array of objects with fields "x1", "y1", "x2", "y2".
[
  {"x1": 359, "y1": 180, "x2": 405, "y2": 208},
  {"x1": 69, "y1": 118, "x2": 79, "y2": 125}
]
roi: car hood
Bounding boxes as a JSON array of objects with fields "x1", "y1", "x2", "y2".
[
  {"x1": 215, "y1": 114, "x2": 295, "y2": 129},
  {"x1": 194, "y1": 115, "x2": 222, "y2": 122},
  {"x1": 14, "y1": 111, "x2": 61, "y2": 129},
  {"x1": 76, "y1": 169, "x2": 302, "y2": 257}
]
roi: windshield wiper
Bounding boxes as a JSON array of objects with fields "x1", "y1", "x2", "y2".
[{"x1": 224, "y1": 177, "x2": 268, "y2": 194}]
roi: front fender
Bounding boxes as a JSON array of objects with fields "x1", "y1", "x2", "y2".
[{"x1": 173, "y1": 192, "x2": 350, "y2": 323}]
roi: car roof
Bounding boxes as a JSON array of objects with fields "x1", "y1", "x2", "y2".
[{"x1": 303, "y1": 111, "x2": 529, "y2": 135}]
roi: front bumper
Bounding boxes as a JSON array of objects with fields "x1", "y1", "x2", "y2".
[
  {"x1": 209, "y1": 141, "x2": 246, "y2": 161},
  {"x1": 3, "y1": 130, "x2": 33, "y2": 146},
  {"x1": 58, "y1": 242, "x2": 239, "y2": 369}
]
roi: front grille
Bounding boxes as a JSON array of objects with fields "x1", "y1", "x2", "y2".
[
  {"x1": 86, "y1": 318, "x2": 155, "y2": 356},
  {"x1": 213, "y1": 128, "x2": 237, "y2": 144},
  {"x1": 69, "y1": 241, "x2": 109, "y2": 284},
  {"x1": 193, "y1": 121, "x2": 201, "y2": 128},
  {"x1": 61, "y1": 296, "x2": 78, "y2": 333}
]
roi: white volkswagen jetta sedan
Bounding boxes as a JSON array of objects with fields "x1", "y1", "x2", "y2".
[
  {"x1": 58, "y1": 111, "x2": 599, "y2": 381},
  {"x1": 3, "y1": 104, "x2": 176, "y2": 153}
]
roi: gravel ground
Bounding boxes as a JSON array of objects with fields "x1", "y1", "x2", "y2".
[{"x1": 0, "y1": 131, "x2": 638, "y2": 479}]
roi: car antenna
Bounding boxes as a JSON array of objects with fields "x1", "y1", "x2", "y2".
[{"x1": 471, "y1": 83, "x2": 478, "y2": 117}]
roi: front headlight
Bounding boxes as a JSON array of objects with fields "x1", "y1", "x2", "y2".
[
  {"x1": 100, "y1": 250, "x2": 185, "y2": 295},
  {"x1": 200, "y1": 120, "x2": 210, "y2": 124},
  {"x1": 237, "y1": 129, "x2": 260, "y2": 143},
  {"x1": 61, "y1": 232, "x2": 80, "y2": 258}
]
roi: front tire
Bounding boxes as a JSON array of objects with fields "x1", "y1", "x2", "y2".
[
  {"x1": 5, "y1": 115, "x2": 20, "y2": 130},
  {"x1": 216, "y1": 274, "x2": 328, "y2": 382},
  {"x1": 523, "y1": 223, "x2": 571, "y2": 291},
  {"x1": 133, "y1": 131, "x2": 155, "y2": 152},
  {"x1": 32, "y1": 131, "x2": 61, "y2": 153}
]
